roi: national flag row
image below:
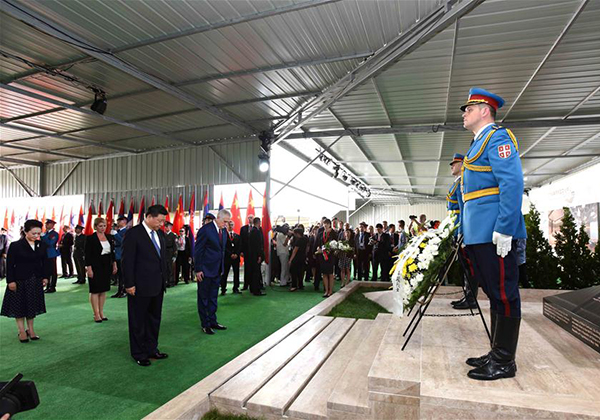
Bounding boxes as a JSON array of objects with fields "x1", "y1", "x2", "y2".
[{"x1": 2, "y1": 189, "x2": 270, "y2": 259}]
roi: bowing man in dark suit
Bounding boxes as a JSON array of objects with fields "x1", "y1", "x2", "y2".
[
  {"x1": 194, "y1": 209, "x2": 231, "y2": 335},
  {"x1": 122, "y1": 205, "x2": 169, "y2": 367},
  {"x1": 221, "y1": 220, "x2": 242, "y2": 295}
]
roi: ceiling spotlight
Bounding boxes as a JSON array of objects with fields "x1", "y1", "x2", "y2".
[
  {"x1": 91, "y1": 92, "x2": 107, "y2": 115},
  {"x1": 258, "y1": 153, "x2": 270, "y2": 173}
]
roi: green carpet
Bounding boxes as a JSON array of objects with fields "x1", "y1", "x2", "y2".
[
  {"x1": 327, "y1": 287, "x2": 391, "y2": 319},
  {"x1": 0, "y1": 277, "x2": 342, "y2": 420}
]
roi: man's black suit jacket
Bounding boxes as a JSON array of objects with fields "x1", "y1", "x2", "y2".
[
  {"x1": 240, "y1": 224, "x2": 250, "y2": 256},
  {"x1": 373, "y1": 232, "x2": 391, "y2": 259},
  {"x1": 122, "y1": 224, "x2": 168, "y2": 297},
  {"x1": 225, "y1": 232, "x2": 241, "y2": 259}
]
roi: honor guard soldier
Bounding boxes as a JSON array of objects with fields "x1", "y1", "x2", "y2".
[
  {"x1": 460, "y1": 88, "x2": 526, "y2": 381},
  {"x1": 42, "y1": 219, "x2": 60, "y2": 293},
  {"x1": 447, "y1": 154, "x2": 479, "y2": 311}
]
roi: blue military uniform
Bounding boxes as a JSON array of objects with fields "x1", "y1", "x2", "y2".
[
  {"x1": 447, "y1": 153, "x2": 479, "y2": 310},
  {"x1": 41, "y1": 223, "x2": 60, "y2": 292},
  {"x1": 459, "y1": 88, "x2": 524, "y2": 381}
]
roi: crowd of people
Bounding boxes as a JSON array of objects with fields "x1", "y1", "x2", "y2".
[{"x1": 267, "y1": 214, "x2": 439, "y2": 296}]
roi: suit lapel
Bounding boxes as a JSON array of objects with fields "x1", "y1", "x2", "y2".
[{"x1": 141, "y1": 226, "x2": 161, "y2": 260}]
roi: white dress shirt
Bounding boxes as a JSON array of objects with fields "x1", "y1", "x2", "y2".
[{"x1": 142, "y1": 221, "x2": 160, "y2": 250}]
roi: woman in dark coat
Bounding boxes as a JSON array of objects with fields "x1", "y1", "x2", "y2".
[
  {"x1": 315, "y1": 218, "x2": 336, "y2": 298},
  {"x1": 1, "y1": 219, "x2": 50, "y2": 343},
  {"x1": 85, "y1": 217, "x2": 117, "y2": 323}
]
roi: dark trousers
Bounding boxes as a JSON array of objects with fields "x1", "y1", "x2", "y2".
[
  {"x1": 47, "y1": 257, "x2": 58, "y2": 290},
  {"x1": 372, "y1": 255, "x2": 390, "y2": 281},
  {"x1": 127, "y1": 293, "x2": 163, "y2": 360},
  {"x1": 175, "y1": 251, "x2": 190, "y2": 284},
  {"x1": 313, "y1": 261, "x2": 322, "y2": 291},
  {"x1": 357, "y1": 249, "x2": 370, "y2": 280},
  {"x1": 116, "y1": 260, "x2": 124, "y2": 293},
  {"x1": 60, "y1": 249, "x2": 74, "y2": 276},
  {"x1": 165, "y1": 253, "x2": 174, "y2": 286},
  {"x1": 247, "y1": 261, "x2": 263, "y2": 295},
  {"x1": 466, "y1": 242, "x2": 521, "y2": 318},
  {"x1": 290, "y1": 261, "x2": 305, "y2": 289},
  {"x1": 197, "y1": 276, "x2": 220, "y2": 328},
  {"x1": 74, "y1": 251, "x2": 86, "y2": 283},
  {"x1": 221, "y1": 257, "x2": 240, "y2": 292},
  {"x1": 458, "y1": 247, "x2": 479, "y2": 301}
]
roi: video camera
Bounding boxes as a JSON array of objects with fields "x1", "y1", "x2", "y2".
[
  {"x1": 0, "y1": 374, "x2": 39, "y2": 418},
  {"x1": 409, "y1": 215, "x2": 417, "y2": 220}
]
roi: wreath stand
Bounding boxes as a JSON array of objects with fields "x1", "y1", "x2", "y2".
[{"x1": 401, "y1": 238, "x2": 491, "y2": 351}]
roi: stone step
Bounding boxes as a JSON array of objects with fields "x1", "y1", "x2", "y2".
[
  {"x1": 246, "y1": 317, "x2": 356, "y2": 418},
  {"x1": 286, "y1": 319, "x2": 374, "y2": 420},
  {"x1": 210, "y1": 316, "x2": 333, "y2": 412},
  {"x1": 327, "y1": 313, "x2": 392, "y2": 417},
  {"x1": 144, "y1": 312, "x2": 315, "y2": 419}
]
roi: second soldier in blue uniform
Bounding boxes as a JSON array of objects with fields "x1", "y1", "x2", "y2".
[{"x1": 459, "y1": 88, "x2": 526, "y2": 381}]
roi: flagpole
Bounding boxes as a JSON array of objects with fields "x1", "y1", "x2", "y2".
[{"x1": 265, "y1": 148, "x2": 271, "y2": 287}]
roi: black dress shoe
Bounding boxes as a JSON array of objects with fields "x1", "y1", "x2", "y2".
[
  {"x1": 102, "y1": 317, "x2": 108, "y2": 321},
  {"x1": 110, "y1": 292, "x2": 121, "y2": 298},
  {"x1": 452, "y1": 299, "x2": 477, "y2": 310},
  {"x1": 253, "y1": 292, "x2": 266, "y2": 296},
  {"x1": 451, "y1": 297, "x2": 465, "y2": 306},
  {"x1": 44, "y1": 288, "x2": 56, "y2": 294},
  {"x1": 136, "y1": 359, "x2": 151, "y2": 367},
  {"x1": 233, "y1": 290, "x2": 242, "y2": 294},
  {"x1": 211, "y1": 323, "x2": 227, "y2": 330},
  {"x1": 466, "y1": 352, "x2": 492, "y2": 368},
  {"x1": 73, "y1": 280, "x2": 82, "y2": 284},
  {"x1": 18, "y1": 334, "x2": 29, "y2": 343},
  {"x1": 26, "y1": 330, "x2": 40, "y2": 340},
  {"x1": 203, "y1": 327, "x2": 215, "y2": 335},
  {"x1": 149, "y1": 351, "x2": 168, "y2": 359},
  {"x1": 220, "y1": 291, "x2": 226, "y2": 296}
]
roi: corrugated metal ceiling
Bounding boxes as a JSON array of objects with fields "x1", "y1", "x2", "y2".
[{"x1": 1, "y1": 0, "x2": 599, "y2": 196}]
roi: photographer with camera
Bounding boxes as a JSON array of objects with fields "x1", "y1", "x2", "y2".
[{"x1": 408, "y1": 214, "x2": 428, "y2": 237}]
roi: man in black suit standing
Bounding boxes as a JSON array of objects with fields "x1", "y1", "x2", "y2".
[
  {"x1": 355, "y1": 222, "x2": 371, "y2": 281},
  {"x1": 122, "y1": 205, "x2": 169, "y2": 367},
  {"x1": 59, "y1": 225, "x2": 75, "y2": 278},
  {"x1": 163, "y1": 222, "x2": 177, "y2": 287},
  {"x1": 195, "y1": 209, "x2": 231, "y2": 334},
  {"x1": 72, "y1": 225, "x2": 86, "y2": 284},
  {"x1": 221, "y1": 220, "x2": 242, "y2": 295},
  {"x1": 247, "y1": 217, "x2": 266, "y2": 296},
  {"x1": 239, "y1": 213, "x2": 254, "y2": 291},
  {"x1": 372, "y1": 223, "x2": 391, "y2": 281}
]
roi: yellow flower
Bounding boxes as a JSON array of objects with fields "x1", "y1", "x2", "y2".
[
  {"x1": 419, "y1": 242, "x2": 426, "y2": 249},
  {"x1": 409, "y1": 263, "x2": 418, "y2": 272},
  {"x1": 407, "y1": 258, "x2": 414, "y2": 265}
]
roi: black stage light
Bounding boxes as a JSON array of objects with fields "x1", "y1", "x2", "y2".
[{"x1": 91, "y1": 93, "x2": 107, "y2": 115}]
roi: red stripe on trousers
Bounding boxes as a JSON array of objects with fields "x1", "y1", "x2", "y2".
[
  {"x1": 498, "y1": 257, "x2": 510, "y2": 316},
  {"x1": 461, "y1": 248, "x2": 475, "y2": 277}
]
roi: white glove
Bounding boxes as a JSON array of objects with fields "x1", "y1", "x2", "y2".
[{"x1": 492, "y1": 231, "x2": 512, "y2": 258}]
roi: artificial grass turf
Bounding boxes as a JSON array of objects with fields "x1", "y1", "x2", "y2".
[
  {"x1": 327, "y1": 286, "x2": 391, "y2": 319},
  {"x1": 0, "y1": 278, "x2": 342, "y2": 420}
]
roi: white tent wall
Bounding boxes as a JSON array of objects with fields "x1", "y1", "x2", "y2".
[{"x1": 349, "y1": 202, "x2": 448, "y2": 227}]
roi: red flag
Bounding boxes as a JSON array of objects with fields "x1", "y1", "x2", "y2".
[
  {"x1": 151, "y1": 196, "x2": 156, "y2": 207},
  {"x1": 35, "y1": 208, "x2": 39, "y2": 221},
  {"x1": 2, "y1": 209, "x2": 8, "y2": 230},
  {"x1": 41, "y1": 209, "x2": 46, "y2": 232},
  {"x1": 219, "y1": 192, "x2": 224, "y2": 211},
  {"x1": 68, "y1": 207, "x2": 73, "y2": 229},
  {"x1": 10, "y1": 210, "x2": 15, "y2": 229},
  {"x1": 105, "y1": 200, "x2": 114, "y2": 231},
  {"x1": 118, "y1": 199, "x2": 125, "y2": 218},
  {"x1": 189, "y1": 192, "x2": 196, "y2": 237},
  {"x1": 58, "y1": 205, "x2": 65, "y2": 240},
  {"x1": 51, "y1": 207, "x2": 56, "y2": 224},
  {"x1": 84, "y1": 203, "x2": 94, "y2": 236},
  {"x1": 246, "y1": 190, "x2": 255, "y2": 222},
  {"x1": 97, "y1": 201, "x2": 103, "y2": 218},
  {"x1": 261, "y1": 190, "x2": 271, "y2": 264},
  {"x1": 172, "y1": 195, "x2": 183, "y2": 234},
  {"x1": 127, "y1": 198, "x2": 134, "y2": 229},
  {"x1": 230, "y1": 191, "x2": 243, "y2": 235},
  {"x1": 162, "y1": 196, "x2": 170, "y2": 232},
  {"x1": 78, "y1": 205, "x2": 84, "y2": 226},
  {"x1": 202, "y1": 191, "x2": 209, "y2": 218},
  {"x1": 137, "y1": 196, "x2": 145, "y2": 225}
]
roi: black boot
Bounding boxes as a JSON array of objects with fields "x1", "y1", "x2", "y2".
[
  {"x1": 466, "y1": 312, "x2": 497, "y2": 367},
  {"x1": 468, "y1": 315, "x2": 520, "y2": 381},
  {"x1": 451, "y1": 296, "x2": 465, "y2": 306}
]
